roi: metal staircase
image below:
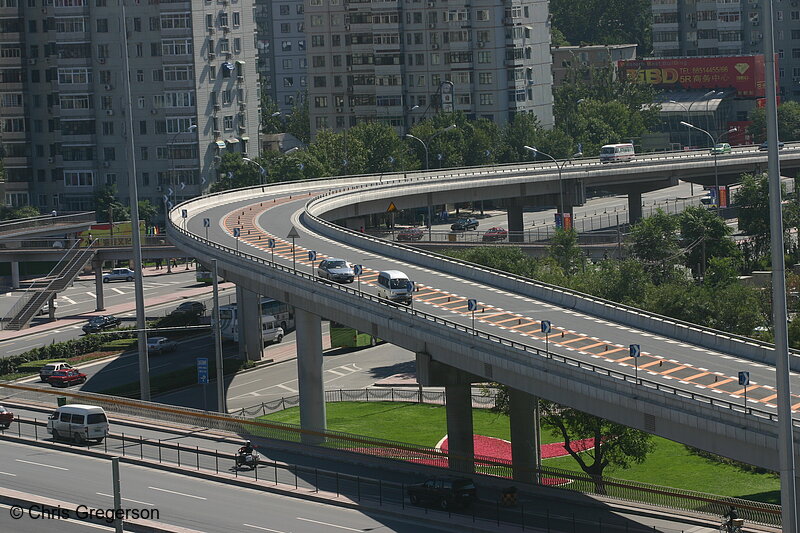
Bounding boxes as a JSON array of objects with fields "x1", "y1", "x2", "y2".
[{"x1": 1, "y1": 241, "x2": 96, "y2": 331}]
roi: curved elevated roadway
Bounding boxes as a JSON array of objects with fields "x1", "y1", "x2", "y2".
[{"x1": 168, "y1": 148, "x2": 800, "y2": 480}]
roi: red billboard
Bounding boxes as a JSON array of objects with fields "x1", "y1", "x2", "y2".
[{"x1": 619, "y1": 56, "x2": 767, "y2": 98}]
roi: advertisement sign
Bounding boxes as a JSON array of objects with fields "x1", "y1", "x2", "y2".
[
  {"x1": 619, "y1": 55, "x2": 768, "y2": 98},
  {"x1": 77, "y1": 221, "x2": 146, "y2": 246}
]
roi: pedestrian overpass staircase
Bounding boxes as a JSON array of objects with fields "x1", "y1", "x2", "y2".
[{"x1": 0, "y1": 241, "x2": 96, "y2": 330}]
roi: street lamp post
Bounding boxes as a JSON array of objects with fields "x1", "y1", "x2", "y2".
[
  {"x1": 405, "y1": 125, "x2": 457, "y2": 238},
  {"x1": 686, "y1": 90, "x2": 716, "y2": 148},
  {"x1": 668, "y1": 100, "x2": 690, "y2": 148},
  {"x1": 242, "y1": 157, "x2": 267, "y2": 185},
  {"x1": 524, "y1": 146, "x2": 583, "y2": 229},
  {"x1": 680, "y1": 122, "x2": 737, "y2": 213}
]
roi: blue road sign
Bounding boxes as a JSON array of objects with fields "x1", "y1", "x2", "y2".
[
  {"x1": 467, "y1": 299, "x2": 478, "y2": 312},
  {"x1": 181, "y1": 209, "x2": 188, "y2": 219},
  {"x1": 738, "y1": 371, "x2": 750, "y2": 386},
  {"x1": 541, "y1": 320, "x2": 551, "y2": 334},
  {"x1": 203, "y1": 218, "x2": 211, "y2": 228},
  {"x1": 233, "y1": 228, "x2": 241, "y2": 238},
  {"x1": 353, "y1": 264, "x2": 363, "y2": 276},
  {"x1": 308, "y1": 250, "x2": 317, "y2": 261},
  {"x1": 197, "y1": 358, "x2": 209, "y2": 385},
  {"x1": 406, "y1": 280, "x2": 415, "y2": 292},
  {"x1": 268, "y1": 238, "x2": 276, "y2": 248},
  {"x1": 630, "y1": 344, "x2": 641, "y2": 358}
]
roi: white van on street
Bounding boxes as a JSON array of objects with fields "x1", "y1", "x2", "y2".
[
  {"x1": 599, "y1": 143, "x2": 635, "y2": 163},
  {"x1": 377, "y1": 270, "x2": 414, "y2": 305},
  {"x1": 47, "y1": 404, "x2": 109, "y2": 444}
]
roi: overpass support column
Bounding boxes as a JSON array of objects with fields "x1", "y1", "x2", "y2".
[
  {"x1": 509, "y1": 388, "x2": 541, "y2": 483},
  {"x1": 236, "y1": 285, "x2": 246, "y2": 359},
  {"x1": 10, "y1": 261, "x2": 20, "y2": 290},
  {"x1": 445, "y1": 383, "x2": 474, "y2": 473},
  {"x1": 239, "y1": 287, "x2": 262, "y2": 362},
  {"x1": 628, "y1": 191, "x2": 643, "y2": 224},
  {"x1": 507, "y1": 199, "x2": 525, "y2": 243},
  {"x1": 48, "y1": 294, "x2": 57, "y2": 320},
  {"x1": 93, "y1": 259, "x2": 105, "y2": 311},
  {"x1": 296, "y1": 308, "x2": 326, "y2": 444}
]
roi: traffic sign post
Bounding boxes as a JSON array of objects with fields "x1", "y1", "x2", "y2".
[
  {"x1": 197, "y1": 358, "x2": 209, "y2": 411},
  {"x1": 353, "y1": 264, "x2": 363, "y2": 293},
  {"x1": 630, "y1": 344, "x2": 641, "y2": 383},
  {"x1": 308, "y1": 250, "x2": 317, "y2": 277},
  {"x1": 233, "y1": 227, "x2": 241, "y2": 254},
  {"x1": 468, "y1": 299, "x2": 477, "y2": 335},
  {"x1": 541, "y1": 320, "x2": 552, "y2": 355},
  {"x1": 268, "y1": 238, "x2": 276, "y2": 264},
  {"x1": 407, "y1": 280, "x2": 415, "y2": 309},
  {"x1": 739, "y1": 371, "x2": 750, "y2": 410},
  {"x1": 287, "y1": 227, "x2": 299, "y2": 272},
  {"x1": 203, "y1": 218, "x2": 211, "y2": 241}
]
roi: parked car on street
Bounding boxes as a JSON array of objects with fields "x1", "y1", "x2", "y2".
[
  {"x1": 710, "y1": 142, "x2": 731, "y2": 154},
  {"x1": 0, "y1": 405, "x2": 13, "y2": 429},
  {"x1": 171, "y1": 301, "x2": 206, "y2": 316},
  {"x1": 450, "y1": 218, "x2": 479, "y2": 231},
  {"x1": 396, "y1": 227, "x2": 424, "y2": 241},
  {"x1": 146, "y1": 336, "x2": 177, "y2": 354},
  {"x1": 39, "y1": 362, "x2": 75, "y2": 382},
  {"x1": 316, "y1": 258, "x2": 355, "y2": 283},
  {"x1": 48, "y1": 369, "x2": 87, "y2": 388},
  {"x1": 82, "y1": 315, "x2": 121, "y2": 334},
  {"x1": 482, "y1": 227, "x2": 509, "y2": 242},
  {"x1": 102, "y1": 268, "x2": 135, "y2": 283},
  {"x1": 407, "y1": 477, "x2": 477, "y2": 510},
  {"x1": 35, "y1": 300, "x2": 58, "y2": 316}
]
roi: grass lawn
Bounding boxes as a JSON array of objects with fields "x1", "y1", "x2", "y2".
[{"x1": 260, "y1": 401, "x2": 780, "y2": 502}]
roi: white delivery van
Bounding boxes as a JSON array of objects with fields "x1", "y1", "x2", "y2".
[
  {"x1": 377, "y1": 270, "x2": 414, "y2": 305},
  {"x1": 599, "y1": 143, "x2": 635, "y2": 163},
  {"x1": 47, "y1": 404, "x2": 109, "y2": 444}
]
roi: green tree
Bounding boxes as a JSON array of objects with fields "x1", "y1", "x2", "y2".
[
  {"x1": 0, "y1": 205, "x2": 41, "y2": 220},
  {"x1": 747, "y1": 101, "x2": 800, "y2": 143},
  {"x1": 734, "y1": 172, "x2": 772, "y2": 258},
  {"x1": 540, "y1": 400, "x2": 655, "y2": 493},
  {"x1": 549, "y1": 229, "x2": 583, "y2": 274},
  {"x1": 629, "y1": 210, "x2": 681, "y2": 282},
  {"x1": 677, "y1": 206, "x2": 740, "y2": 276},
  {"x1": 309, "y1": 129, "x2": 368, "y2": 177},
  {"x1": 94, "y1": 185, "x2": 129, "y2": 222},
  {"x1": 550, "y1": 0, "x2": 653, "y2": 54},
  {"x1": 209, "y1": 153, "x2": 263, "y2": 192},
  {"x1": 346, "y1": 122, "x2": 412, "y2": 173},
  {"x1": 259, "y1": 88, "x2": 282, "y2": 134},
  {"x1": 137, "y1": 200, "x2": 158, "y2": 227},
  {"x1": 286, "y1": 95, "x2": 310, "y2": 144}
]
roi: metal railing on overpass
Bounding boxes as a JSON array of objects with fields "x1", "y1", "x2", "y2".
[
  {"x1": 0, "y1": 389, "x2": 781, "y2": 529},
  {"x1": 0, "y1": 211, "x2": 95, "y2": 238}
]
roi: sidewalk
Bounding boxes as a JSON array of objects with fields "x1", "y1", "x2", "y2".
[{"x1": 0, "y1": 266, "x2": 233, "y2": 343}]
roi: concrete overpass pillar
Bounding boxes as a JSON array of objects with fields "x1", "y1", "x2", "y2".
[
  {"x1": 296, "y1": 308, "x2": 326, "y2": 444},
  {"x1": 239, "y1": 287, "x2": 262, "y2": 362},
  {"x1": 445, "y1": 383, "x2": 474, "y2": 473},
  {"x1": 236, "y1": 285, "x2": 246, "y2": 359},
  {"x1": 10, "y1": 261, "x2": 20, "y2": 290},
  {"x1": 509, "y1": 388, "x2": 541, "y2": 483},
  {"x1": 507, "y1": 200, "x2": 524, "y2": 243},
  {"x1": 628, "y1": 191, "x2": 643, "y2": 224},
  {"x1": 93, "y1": 260, "x2": 105, "y2": 311}
]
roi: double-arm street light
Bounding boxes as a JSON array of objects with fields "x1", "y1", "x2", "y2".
[
  {"x1": 680, "y1": 121, "x2": 737, "y2": 212},
  {"x1": 404, "y1": 124, "x2": 457, "y2": 170},
  {"x1": 523, "y1": 146, "x2": 583, "y2": 228},
  {"x1": 242, "y1": 157, "x2": 267, "y2": 185}
]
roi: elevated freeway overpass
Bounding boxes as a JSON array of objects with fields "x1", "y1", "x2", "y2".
[{"x1": 167, "y1": 147, "x2": 800, "y2": 497}]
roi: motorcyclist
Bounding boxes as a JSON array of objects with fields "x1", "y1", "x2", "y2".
[
  {"x1": 239, "y1": 440, "x2": 254, "y2": 456},
  {"x1": 723, "y1": 506, "x2": 739, "y2": 532}
]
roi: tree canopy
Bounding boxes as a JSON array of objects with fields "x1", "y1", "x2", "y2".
[{"x1": 550, "y1": 0, "x2": 653, "y2": 54}]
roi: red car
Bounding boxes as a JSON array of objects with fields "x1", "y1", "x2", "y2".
[
  {"x1": 397, "y1": 227, "x2": 424, "y2": 241},
  {"x1": 48, "y1": 369, "x2": 87, "y2": 388},
  {"x1": 482, "y1": 227, "x2": 509, "y2": 242},
  {"x1": 0, "y1": 405, "x2": 13, "y2": 429}
]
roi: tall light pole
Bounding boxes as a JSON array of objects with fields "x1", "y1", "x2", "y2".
[
  {"x1": 764, "y1": 2, "x2": 797, "y2": 532},
  {"x1": 686, "y1": 90, "x2": 716, "y2": 148},
  {"x1": 242, "y1": 157, "x2": 267, "y2": 185},
  {"x1": 405, "y1": 125, "x2": 457, "y2": 238},
  {"x1": 524, "y1": 146, "x2": 582, "y2": 229},
  {"x1": 120, "y1": 1, "x2": 150, "y2": 400},
  {"x1": 680, "y1": 122, "x2": 737, "y2": 213},
  {"x1": 668, "y1": 100, "x2": 690, "y2": 148}
]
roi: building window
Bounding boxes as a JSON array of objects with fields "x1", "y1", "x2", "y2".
[
  {"x1": 64, "y1": 170, "x2": 94, "y2": 188},
  {"x1": 223, "y1": 115, "x2": 234, "y2": 130},
  {"x1": 479, "y1": 93, "x2": 494, "y2": 105}
]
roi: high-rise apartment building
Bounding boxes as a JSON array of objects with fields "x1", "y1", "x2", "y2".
[
  {"x1": 651, "y1": 0, "x2": 799, "y2": 101},
  {"x1": 0, "y1": 0, "x2": 260, "y2": 215},
  {"x1": 302, "y1": 0, "x2": 553, "y2": 137},
  {"x1": 255, "y1": 0, "x2": 307, "y2": 116}
]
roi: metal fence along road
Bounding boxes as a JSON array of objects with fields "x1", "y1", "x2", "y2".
[
  {"x1": 0, "y1": 384, "x2": 782, "y2": 529},
  {"x1": 0, "y1": 416, "x2": 778, "y2": 532}
]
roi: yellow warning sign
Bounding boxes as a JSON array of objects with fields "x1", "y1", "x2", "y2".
[{"x1": 387, "y1": 202, "x2": 397, "y2": 213}]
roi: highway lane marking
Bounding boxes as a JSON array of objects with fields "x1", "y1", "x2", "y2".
[
  {"x1": 243, "y1": 525, "x2": 288, "y2": 533},
  {"x1": 296, "y1": 517, "x2": 362, "y2": 531},
  {"x1": 15, "y1": 459, "x2": 68, "y2": 470},
  {"x1": 0, "y1": 471, "x2": 16, "y2": 476},
  {"x1": 8, "y1": 344, "x2": 38, "y2": 354},
  {"x1": 96, "y1": 492, "x2": 155, "y2": 506},
  {"x1": 276, "y1": 383, "x2": 298, "y2": 393},
  {"x1": 87, "y1": 292, "x2": 96, "y2": 298},
  {"x1": 111, "y1": 288, "x2": 126, "y2": 295},
  {"x1": 229, "y1": 379, "x2": 263, "y2": 389},
  {"x1": 148, "y1": 486, "x2": 207, "y2": 500},
  {"x1": 62, "y1": 296, "x2": 76, "y2": 304}
]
